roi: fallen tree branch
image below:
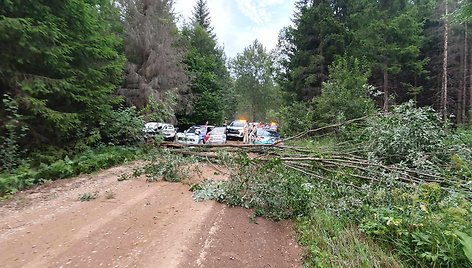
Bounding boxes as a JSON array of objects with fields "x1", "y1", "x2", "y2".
[{"x1": 282, "y1": 116, "x2": 368, "y2": 142}]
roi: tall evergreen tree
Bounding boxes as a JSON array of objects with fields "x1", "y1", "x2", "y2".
[
  {"x1": 0, "y1": 0, "x2": 124, "y2": 146},
  {"x1": 192, "y1": 0, "x2": 214, "y2": 35},
  {"x1": 179, "y1": 0, "x2": 230, "y2": 125},
  {"x1": 348, "y1": 0, "x2": 427, "y2": 111},
  {"x1": 118, "y1": 0, "x2": 189, "y2": 122},
  {"x1": 280, "y1": 0, "x2": 348, "y2": 101}
]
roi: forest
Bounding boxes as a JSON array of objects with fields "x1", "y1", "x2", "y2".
[{"x1": 1, "y1": 0, "x2": 472, "y2": 267}]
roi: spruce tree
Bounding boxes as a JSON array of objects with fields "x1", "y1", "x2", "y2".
[
  {"x1": 0, "y1": 0, "x2": 124, "y2": 147},
  {"x1": 119, "y1": 0, "x2": 188, "y2": 122},
  {"x1": 281, "y1": 0, "x2": 347, "y2": 101},
  {"x1": 192, "y1": 0, "x2": 214, "y2": 35},
  {"x1": 179, "y1": 0, "x2": 231, "y2": 125}
]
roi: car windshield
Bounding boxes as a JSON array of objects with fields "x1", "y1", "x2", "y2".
[
  {"x1": 230, "y1": 121, "x2": 246, "y2": 127},
  {"x1": 209, "y1": 127, "x2": 226, "y2": 135},
  {"x1": 186, "y1": 126, "x2": 202, "y2": 134},
  {"x1": 257, "y1": 128, "x2": 279, "y2": 137}
]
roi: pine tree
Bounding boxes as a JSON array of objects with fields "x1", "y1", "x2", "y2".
[
  {"x1": 348, "y1": 0, "x2": 427, "y2": 111},
  {"x1": 179, "y1": 0, "x2": 230, "y2": 125},
  {"x1": 0, "y1": 0, "x2": 124, "y2": 146},
  {"x1": 192, "y1": 0, "x2": 214, "y2": 35},
  {"x1": 118, "y1": 0, "x2": 188, "y2": 122},
  {"x1": 282, "y1": 0, "x2": 348, "y2": 101}
]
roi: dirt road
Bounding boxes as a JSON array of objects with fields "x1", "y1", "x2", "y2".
[{"x1": 0, "y1": 162, "x2": 302, "y2": 268}]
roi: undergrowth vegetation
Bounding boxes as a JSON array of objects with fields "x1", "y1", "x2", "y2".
[
  {"x1": 191, "y1": 103, "x2": 472, "y2": 267},
  {"x1": 0, "y1": 146, "x2": 143, "y2": 197},
  {"x1": 132, "y1": 149, "x2": 198, "y2": 182}
]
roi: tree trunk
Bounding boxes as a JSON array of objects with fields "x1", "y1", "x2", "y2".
[
  {"x1": 459, "y1": 48, "x2": 464, "y2": 124},
  {"x1": 469, "y1": 23, "x2": 472, "y2": 123},
  {"x1": 383, "y1": 58, "x2": 389, "y2": 112},
  {"x1": 462, "y1": 23, "x2": 468, "y2": 124},
  {"x1": 441, "y1": 0, "x2": 449, "y2": 121}
]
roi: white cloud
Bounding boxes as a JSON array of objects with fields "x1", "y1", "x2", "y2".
[
  {"x1": 174, "y1": 0, "x2": 295, "y2": 58},
  {"x1": 234, "y1": 0, "x2": 269, "y2": 25}
]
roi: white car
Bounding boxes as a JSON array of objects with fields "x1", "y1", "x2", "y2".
[
  {"x1": 176, "y1": 125, "x2": 214, "y2": 145},
  {"x1": 226, "y1": 120, "x2": 246, "y2": 140},
  {"x1": 205, "y1": 127, "x2": 227, "y2": 145},
  {"x1": 143, "y1": 122, "x2": 176, "y2": 140}
]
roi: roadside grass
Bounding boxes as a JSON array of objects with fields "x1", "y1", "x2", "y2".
[
  {"x1": 0, "y1": 146, "x2": 145, "y2": 197},
  {"x1": 296, "y1": 211, "x2": 403, "y2": 268}
]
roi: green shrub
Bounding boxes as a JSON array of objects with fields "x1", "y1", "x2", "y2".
[
  {"x1": 314, "y1": 56, "x2": 376, "y2": 125},
  {"x1": 99, "y1": 106, "x2": 145, "y2": 146},
  {"x1": 0, "y1": 146, "x2": 143, "y2": 197},
  {"x1": 0, "y1": 94, "x2": 28, "y2": 171},
  {"x1": 358, "y1": 183, "x2": 471, "y2": 267},
  {"x1": 194, "y1": 157, "x2": 314, "y2": 220},
  {"x1": 364, "y1": 101, "x2": 447, "y2": 169},
  {"x1": 0, "y1": 164, "x2": 37, "y2": 196},
  {"x1": 455, "y1": 231, "x2": 472, "y2": 263},
  {"x1": 276, "y1": 102, "x2": 314, "y2": 136}
]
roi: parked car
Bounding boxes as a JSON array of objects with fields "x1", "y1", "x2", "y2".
[
  {"x1": 226, "y1": 120, "x2": 247, "y2": 140},
  {"x1": 252, "y1": 128, "x2": 281, "y2": 145},
  {"x1": 143, "y1": 122, "x2": 176, "y2": 141},
  {"x1": 269, "y1": 122, "x2": 279, "y2": 132},
  {"x1": 176, "y1": 125, "x2": 215, "y2": 145},
  {"x1": 204, "y1": 127, "x2": 227, "y2": 145}
]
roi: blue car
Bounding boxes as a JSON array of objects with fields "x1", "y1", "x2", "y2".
[{"x1": 252, "y1": 128, "x2": 281, "y2": 145}]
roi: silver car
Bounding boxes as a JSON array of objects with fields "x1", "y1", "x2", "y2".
[{"x1": 205, "y1": 127, "x2": 227, "y2": 145}]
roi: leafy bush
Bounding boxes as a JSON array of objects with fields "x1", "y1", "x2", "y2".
[
  {"x1": 192, "y1": 179, "x2": 226, "y2": 201},
  {"x1": 315, "y1": 56, "x2": 376, "y2": 125},
  {"x1": 0, "y1": 94, "x2": 28, "y2": 171},
  {"x1": 0, "y1": 164, "x2": 37, "y2": 196},
  {"x1": 99, "y1": 106, "x2": 145, "y2": 146},
  {"x1": 276, "y1": 101, "x2": 314, "y2": 136},
  {"x1": 455, "y1": 231, "x2": 472, "y2": 263},
  {"x1": 194, "y1": 156, "x2": 314, "y2": 220},
  {"x1": 364, "y1": 101, "x2": 447, "y2": 168},
  {"x1": 358, "y1": 183, "x2": 471, "y2": 267},
  {"x1": 297, "y1": 211, "x2": 403, "y2": 268}
]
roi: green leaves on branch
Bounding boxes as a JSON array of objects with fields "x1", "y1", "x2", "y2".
[{"x1": 315, "y1": 56, "x2": 376, "y2": 125}]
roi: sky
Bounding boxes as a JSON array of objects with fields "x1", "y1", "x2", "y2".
[{"x1": 174, "y1": 0, "x2": 297, "y2": 59}]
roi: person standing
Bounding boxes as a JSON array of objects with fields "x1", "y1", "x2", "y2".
[
  {"x1": 243, "y1": 122, "x2": 249, "y2": 144},
  {"x1": 249, "y1": 124, "x2": 257, "y2": 144}
]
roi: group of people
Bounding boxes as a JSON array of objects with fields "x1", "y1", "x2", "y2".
[{"x1": 243, "y1": 123, "x2": 258, "y2": 144}]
